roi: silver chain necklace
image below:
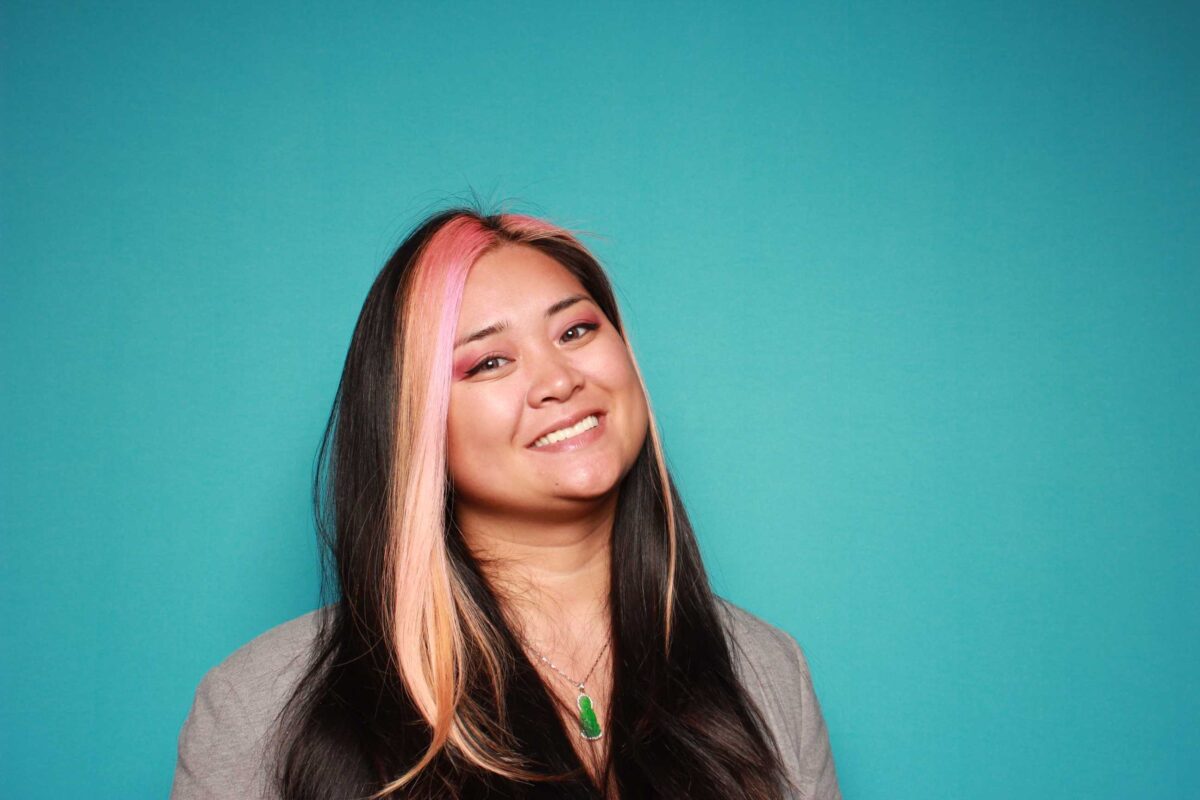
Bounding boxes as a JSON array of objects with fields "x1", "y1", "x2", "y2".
[{"x1": 523, "y1": 638, "x2": 609, "y2": 741}]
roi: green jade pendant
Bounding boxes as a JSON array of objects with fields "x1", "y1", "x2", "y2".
[{"x1": 576, "y1": 691, "x2": 603, "y2": 740}]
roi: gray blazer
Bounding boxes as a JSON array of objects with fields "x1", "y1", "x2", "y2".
[{"x1": 170, "y1": 599, "x2": 841, "y2": 799}]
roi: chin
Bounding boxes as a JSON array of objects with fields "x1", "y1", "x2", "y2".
[
  {"x1": 553, "y1": 485, "x2": 619, "y2": 503},
  {"x1": 548, "y1": 462, "x2": 625, "y2": 501}
]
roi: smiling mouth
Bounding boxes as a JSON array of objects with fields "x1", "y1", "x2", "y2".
[{"x1": 530, "y1": 414, "x2": 601, "y2": 449}]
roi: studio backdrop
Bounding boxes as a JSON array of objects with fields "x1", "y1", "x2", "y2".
[{"x1": 1, "y1": 2, "x2": 1197, "y2": 797}]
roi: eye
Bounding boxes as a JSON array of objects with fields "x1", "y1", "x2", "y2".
[
  {"x1": 561, "y1": 322, "x2": 600, "y2": 343},
  {"x1": 465, "y1": 355, "x2": 511, "y2": 377}
]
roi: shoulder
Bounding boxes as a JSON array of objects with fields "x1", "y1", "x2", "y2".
[
  {"x1": 170, "y1": 608, "x2": 327, "y2": 800},
  {"x1": 715, "y1": 595, "x2": 817, "y2": 734},
  {"x1": 715, "y1": 596, "x2": 815, "y2": 689},
  {"x1": 714, "y1": 596, "x2": 842, "y2": 799},
  {"x1": 206, "y1": 608, "x2": 325, "y2": 704}
]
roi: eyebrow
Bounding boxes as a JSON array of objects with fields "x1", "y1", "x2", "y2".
[{"x1": 453, "y1": 294, "x2": 590, "y2": 349}]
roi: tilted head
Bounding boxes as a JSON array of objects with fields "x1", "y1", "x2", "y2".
[{"x1": 447, "y1": 239, "x2": 650, "y2": 527}]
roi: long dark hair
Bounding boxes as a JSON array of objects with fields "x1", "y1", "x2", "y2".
[{"x1": 272, "y1": 208, "x2": 791, "y2": 798}]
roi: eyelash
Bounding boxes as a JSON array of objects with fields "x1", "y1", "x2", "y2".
[{"x1": 465, "y1": 322, "x2": 600, "y2": 377}]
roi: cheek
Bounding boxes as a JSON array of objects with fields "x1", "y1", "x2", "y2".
[
  {"x1": 446, "y1": 396, "x2": 480, "y2": 486},
  {"x1": 447, "y1": 387, "x2": 518, "y2": 467},
  {"x1": 594, "y1": 342, "x2": 648, "y2": 424},
  {"x1": 590, "y1": 336, "x2": 635, "y2": 383}
]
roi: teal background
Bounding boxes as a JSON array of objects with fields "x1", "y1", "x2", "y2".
[{"x1": 2, "y1": 2, "x2": 1197, "y2": 797}]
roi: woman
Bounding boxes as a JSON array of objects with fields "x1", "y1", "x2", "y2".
[{"x1": 171, "y1": 209, "x2": 841, "y2": 799}]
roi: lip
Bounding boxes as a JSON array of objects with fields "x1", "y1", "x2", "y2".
[{"x1": 527, "y1": 410, "x2": 606, "y2": 450}]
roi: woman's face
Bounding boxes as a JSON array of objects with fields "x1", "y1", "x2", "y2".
[{"x1": 446, "y1": 244, "x2": 649, "y2": 522}]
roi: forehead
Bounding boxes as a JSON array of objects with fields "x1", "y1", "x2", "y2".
[{"x1": 457, "y1": 244, "x2": 588, "y2": 323}]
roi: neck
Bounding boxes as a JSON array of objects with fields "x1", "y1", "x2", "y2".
[{"x1": 455, "y1": 496, "x2": 615, "y2": 646}]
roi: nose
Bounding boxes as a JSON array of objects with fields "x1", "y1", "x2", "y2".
[{"x1": 526, "y1": 347, "x2": 584, "y2": 407}]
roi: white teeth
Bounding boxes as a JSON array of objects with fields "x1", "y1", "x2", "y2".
[{"x1": 533, "y1": 415, "x2": 599, "y2": 448}]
